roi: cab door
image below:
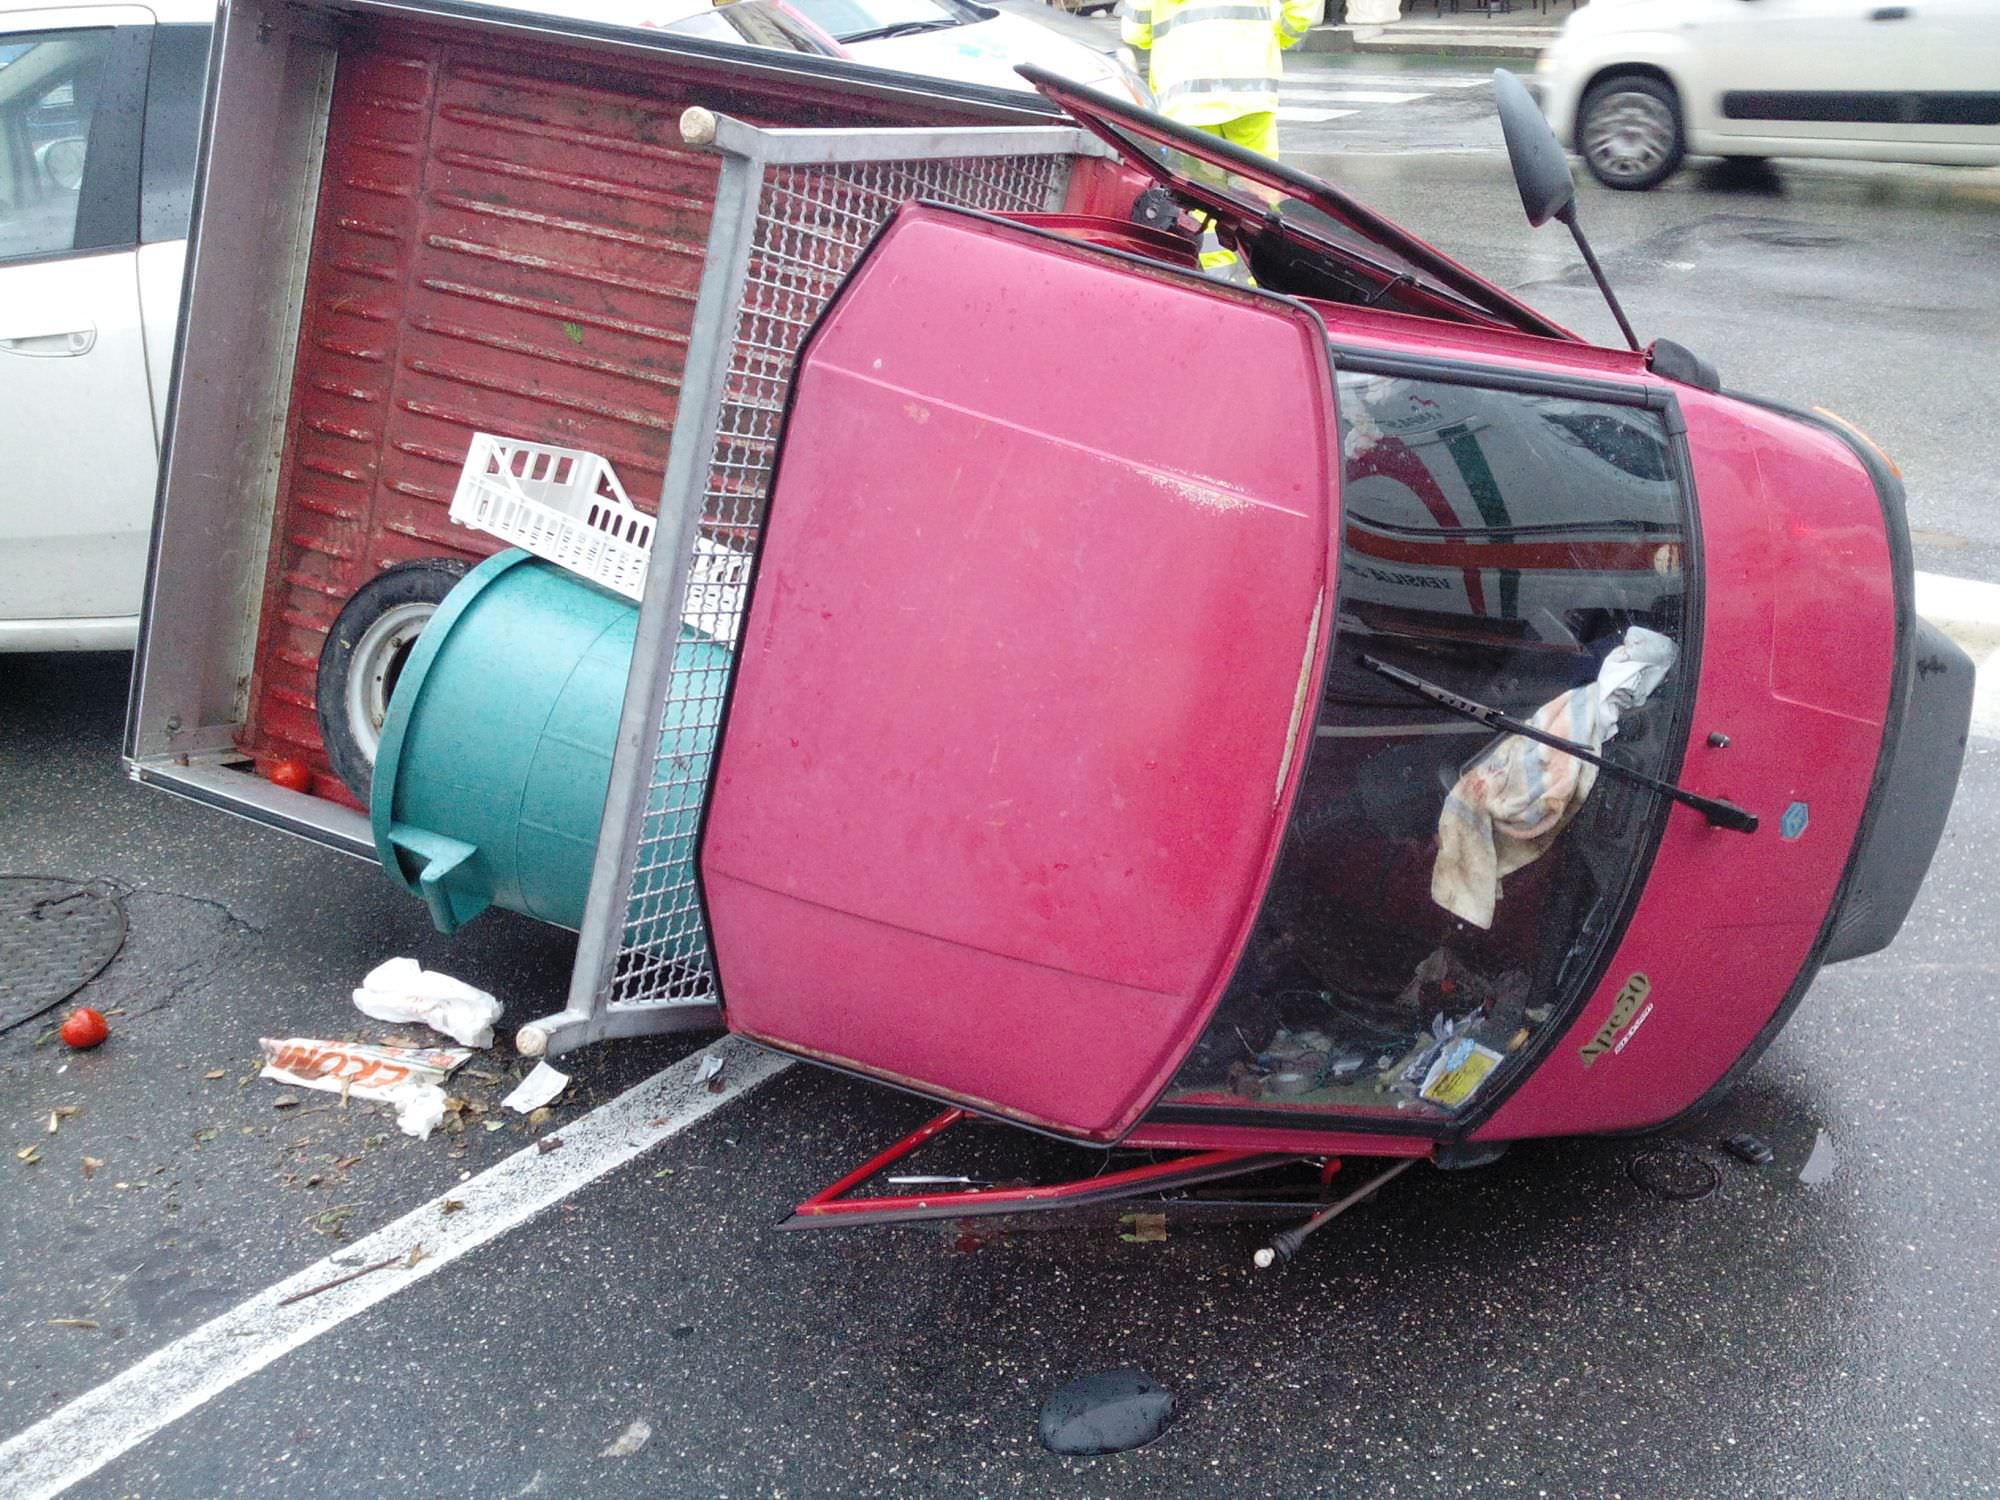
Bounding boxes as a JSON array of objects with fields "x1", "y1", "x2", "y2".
[
  {"x1": 0, "y1": 10, "x2": 158, "y2": 647},
  {"x1": 700, "y1": 205, "x2": 1339, "y2": 1143}
]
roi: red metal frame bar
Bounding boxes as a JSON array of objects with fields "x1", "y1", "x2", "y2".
[{"x1": 783, "y1": 1108, "x2": 1296, "y2": 1229}]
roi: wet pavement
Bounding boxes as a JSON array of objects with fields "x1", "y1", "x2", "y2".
[{"x1": 5, "y1": 65, "x2": 2000, "y2": 1497}]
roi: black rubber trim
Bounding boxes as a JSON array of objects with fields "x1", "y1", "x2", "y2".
[
  {"x1": 1654, "y1": 390, "x2": 1914, "y2": 1129},
  {"x1": 1721, "y1": 90, "x2": 2000, "y2": 127},
  {"x1": 70, "y1": 24, "x2": 152, "y2": 253},
  {"x1": 1328, "y1": 345, "x2": 1668, "y2": 408}
]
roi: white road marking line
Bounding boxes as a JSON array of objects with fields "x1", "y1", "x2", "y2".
[
  {"x1": 0, "y1": 1038, "x2": 792, "y2": 1500},
  {"x1": 1917, "y1": 569, "x2": 2000, "y2": 739},
  {"x1": 1280, "y1": 88, "x2": 1429, "y2": 104},
  {"x1": 1278, "y1": 107, "x2": 1360, "y2": 123},
  {"x1": 1289, "y1": 71, "x2": 1488, "y2": 89}
]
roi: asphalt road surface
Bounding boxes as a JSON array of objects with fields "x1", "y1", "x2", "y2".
[{"x1": 3, "y1": 53, "x2": 1998, "y2": 1498}]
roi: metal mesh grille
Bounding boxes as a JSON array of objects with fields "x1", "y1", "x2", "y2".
[{"x1": 610, "y1": 153, "x2": 1072, "y2": 1009}]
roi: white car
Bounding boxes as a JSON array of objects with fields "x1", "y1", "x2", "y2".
[
  {"x1": 788, "y1": 0, "x2": 1151, "y2": 108},
  {"x1": 0, "y1": 0, "x2": 210, "y2": 651},
  {"x1": 1533, "y1": 0, "x2": 2000, "y2": 190},
  {"x1": 0, "y1": 0, "x2": 891, "y2": 653}
]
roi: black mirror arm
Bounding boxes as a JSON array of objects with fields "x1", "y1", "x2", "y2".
[{"x1": 1556, "y1": 203, "x2": 1640, "y2": 352}]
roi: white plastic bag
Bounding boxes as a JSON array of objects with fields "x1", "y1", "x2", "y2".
[{"x1": 353, "y1": 957, "x2": 503, "y2": 1048}]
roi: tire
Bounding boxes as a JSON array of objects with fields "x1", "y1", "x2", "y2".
[
  {"x1": 1577, "y1": 74, "x2": 1685, "y2": 191},
  {"x1": 317, "y1": 557, "x2": 470, "y2": 801}
]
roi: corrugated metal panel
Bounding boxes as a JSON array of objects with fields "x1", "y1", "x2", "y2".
[{"x1": 243, "y1": 28, "x2": 917, "y2": 791}]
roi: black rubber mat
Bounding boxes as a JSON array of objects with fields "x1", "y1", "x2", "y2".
[{"x1": 0, "y1": 876, "x2": 127, "y2": 1031}]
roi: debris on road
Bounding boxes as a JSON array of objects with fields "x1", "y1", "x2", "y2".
[
  {"x1": 275, "y1": 1254, "x2": 400, "y2": 1306},
  {"x1": 47, "y1": 1318, "x2": 100, "y2": 1331},
  {"x1": 697, "y1": 1052, "x2": 726, "y2": 1093},
  {"x1": 81, "y1": 1156, "x2": 103, "y2": 1178},
  {"x1": 502, "y1": 1060, "x2": 569, "y2": 1115},
  {"x1": 1119, "y1": 1212, "x2": 1167, "y2": 1244},
  {"x1": 1722, "y1": 1132, "x2": 1775, "y2": 1166},
  {"x1": 45, "y1": 1106, "x2": 78, "y2": 1134},
  {"x1": 58, "y1": 1007, "x2": 109, "y2": 1049},
  {"x1": 599, "y1": 1420, "x2": 652, "y2": 1459},
  {"x1": 1629, "y1": 1147, "x2": 1721, "y2": 1202},
  {"x1": 260, "y1": 1037, "x2": 471, "y2": 1140},
  {"x1": 352, "y1": 957, "x2": 503, "y2": 1048},
  {"x1": 1800, "y1": 1130, "x2": 1840, "y2": 1186},
  {"x1": 1038, "y1": 1370, "x2": 1175, "y2": 1455}
]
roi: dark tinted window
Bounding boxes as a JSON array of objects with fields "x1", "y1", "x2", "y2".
[
  {"x1": 1163, "y1": 370, "x2": 1693, "y2": 1128},
  {"x1": 140, "y1": 23, "x2": 209, "y2": 243}
]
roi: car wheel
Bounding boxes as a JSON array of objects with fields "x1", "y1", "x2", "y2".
[
  {"x1": 317, "y1": 557, "x2": 470, "y2": 801},
  {"x1": 1578, "y1": 75, "x2": 1684, "y2": 191}
]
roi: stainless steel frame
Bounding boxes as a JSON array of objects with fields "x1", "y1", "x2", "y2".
[
  {"x1": 519, "y1": 114, "x2": 1099, "y2": 1056},
  {"x1": 124, "y1": 0, "x2": 1102, "y2": 1054},
  {"x1": 124, "y1": 0, "x2": 354, "y2": 842},
  {"x1": 124, "y1": 0, "x2": 1070, "y2": 853}
]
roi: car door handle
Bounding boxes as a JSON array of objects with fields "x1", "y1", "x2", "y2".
[
  {"x1": 1868, "y1": 5, "x2": 1910, "y2": 18},
  {"x1": 0, "y1": 326, "x2": 96, "y2": 356}
]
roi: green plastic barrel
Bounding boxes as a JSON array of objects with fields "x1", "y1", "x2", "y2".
[{"x1": 370, "y1": 549, "x2": 730, "y2": 935}]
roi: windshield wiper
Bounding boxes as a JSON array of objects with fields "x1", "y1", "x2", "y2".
[
  {"x1": 839, "y1": 19, "x2": 959, "y2": 40},
  {"x1": 1357, "y1": 653, "x2": 1758, "y2": 834}
]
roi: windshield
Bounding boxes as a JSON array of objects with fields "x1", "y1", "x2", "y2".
[
  {"x1": 788, "y1": 0, "x2": 983, "y2": 40},
  {"x1": 1157, "y1": 366, "x2": 1694, "y2": 1130},
  {"x1": 1020, "y1": 65, "x2": 1575, "y2": 341},
  {"x1": 665, "y1": 1, "x2": 842, "y2": 52}
]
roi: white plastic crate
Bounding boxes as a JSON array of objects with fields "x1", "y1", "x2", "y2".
[
  {"x1": 449, "y1": 434, "x2": 751, "y2": 641},
  {"x1": 450, "y1": 434, "x2": 654, "y2": 601}
]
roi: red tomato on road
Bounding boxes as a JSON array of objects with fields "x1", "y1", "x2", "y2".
[{"x1": 59, "y1": 1008, "x2": 109, "y2": 1049}]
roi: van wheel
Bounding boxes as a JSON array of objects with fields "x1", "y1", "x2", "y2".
[
  {"x1": 1578, "y1": 75, "x2": 1684, "y2": 191},
  {"x1": 317, "y1": 557, "x2": 469, "y2": 801}
]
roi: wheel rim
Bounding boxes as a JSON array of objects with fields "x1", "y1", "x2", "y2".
[
  {"x1": 1583, "y1": 90, "x2": 1675, "y2": 180},
  {"x1": 344, "y1": 600, "x2": 437, "y2": 768}
]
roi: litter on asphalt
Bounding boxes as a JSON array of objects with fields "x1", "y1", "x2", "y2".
[
  {"x1": 259, "y1": 1037, "x2": 472, "y2": 1139},
  {"x1": 352, "y1": 957, "x2": 503, "y2": 1047},
  {"x1": 501, "y1": 1060, "x2": 570, "y2": 1115}
]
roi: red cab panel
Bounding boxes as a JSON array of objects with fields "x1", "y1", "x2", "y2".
[{"x1": 702, "y1": 207, "x2": 1338, "y2": 1141}]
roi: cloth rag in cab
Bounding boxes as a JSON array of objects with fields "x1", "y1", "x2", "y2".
[{"x1": 1431, "y1": 627, "x2": 1677, "y2": 929}]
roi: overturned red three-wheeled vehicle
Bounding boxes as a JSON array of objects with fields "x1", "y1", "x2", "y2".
[
  {"x1": 690, "y1": 76, "x2": 1972, "y2": 1243},
  {"x1": 130, "y1": 7, "x2": 1970, "y2": 1257}
]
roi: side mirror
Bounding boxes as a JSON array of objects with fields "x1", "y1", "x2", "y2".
[{"x1": 1492, "y1": 68, "x2": 1575, "y2": 227}]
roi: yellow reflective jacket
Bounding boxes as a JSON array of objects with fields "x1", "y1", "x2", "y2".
[{"x1": 1120, "y1": 0, "x2": 1319, "y2": 126}]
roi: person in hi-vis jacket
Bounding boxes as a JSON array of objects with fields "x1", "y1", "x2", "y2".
[{"x1": 1118, "y1": 0, "x2": 1320, "y2": 161}]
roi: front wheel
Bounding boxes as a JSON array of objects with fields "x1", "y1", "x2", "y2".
[{"x1": 1578, "y1": 75, "x2": 1684, "y2": 191}]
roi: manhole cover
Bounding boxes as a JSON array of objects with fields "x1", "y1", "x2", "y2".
[
  {"x1": 0, "y1": 876, "x2": 128, "y2": 1031},
  {"x1": 1628, "y1": 1148, "x2": 1720, "y2": 1202}
]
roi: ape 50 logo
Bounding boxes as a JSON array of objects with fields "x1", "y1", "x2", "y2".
[{"x1": 1578, "y1": 973, "x2": 1652, "y2": 1069}]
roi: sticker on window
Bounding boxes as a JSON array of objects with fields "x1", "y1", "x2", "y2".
[{"x1": 1420, "y1": 1037, "x2": 1503, "y2": 1110}]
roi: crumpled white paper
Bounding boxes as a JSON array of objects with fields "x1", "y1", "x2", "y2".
[
  {"x1": 501, "y1": 1059, "x2": 570, "y2": 1115},
  {"x1": 353, "y1": 957, "x2": 503, "y2": 1048}
]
